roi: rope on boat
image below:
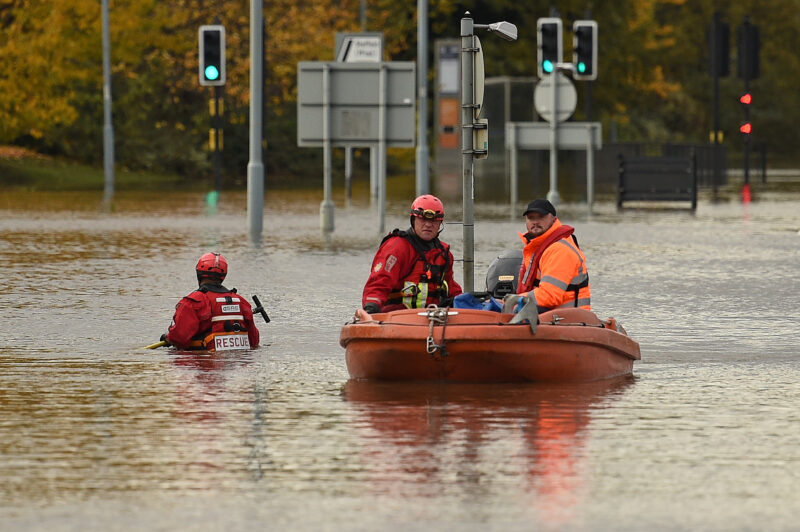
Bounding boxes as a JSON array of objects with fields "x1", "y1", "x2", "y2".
[{"x1": 425, "y1": 306, "x2": 450, "y2": 359}]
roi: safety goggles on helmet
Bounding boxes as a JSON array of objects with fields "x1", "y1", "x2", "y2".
[{"x1": 411, "y1": 208, "x2": 444, "y2": 220}]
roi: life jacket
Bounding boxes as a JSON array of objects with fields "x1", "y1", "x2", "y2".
[
  {"x1": 518, "y1": 224, "x2": 590, "y2": 310},
  {"x1": 382, "y1": 229, "x2": 452, "y2": 309},
  {"x1": 188, "y1": 285, "x2": 251, "y2": 351}
]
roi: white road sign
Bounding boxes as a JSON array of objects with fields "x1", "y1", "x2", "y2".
[
  {"x1": 534, "y1": 73, "x2": 578, "y2": 123},
  {"x1": 336, "y1": 35, "x2": 382, "y2": 63}
]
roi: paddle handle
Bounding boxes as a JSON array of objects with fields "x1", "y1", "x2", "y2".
[
  {"x1": 252, "y1": 295, "x2": 271, "y2": 323},
  {"x1": 144, "y1": 340, "x2": 168, "y2": 350}
]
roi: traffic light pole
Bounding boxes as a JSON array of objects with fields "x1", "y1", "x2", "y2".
[
  {"x1": 213, "y1": 86, "x2": 222, "y2": 192},
  {"x1": 743, "y1": 78, "x2": 751, "y2": 187},
  {"x1": 713, "y1": 65, "x2": 720, "y2": 199}
]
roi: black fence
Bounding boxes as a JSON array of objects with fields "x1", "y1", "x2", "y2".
[
  {"x1": 469, "y1": 139, "x2": 730, "y2": 203},
  {"x1": 617, "y1": 152, "x2": 698, "y2": 211},
  {"x1": 598, "y1": 143, "x2": 727, "y2": 189}
]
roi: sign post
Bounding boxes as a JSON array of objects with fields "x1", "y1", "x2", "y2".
[
  {"x1": 335, "y1": 33, "x2": 384, "y2": 207},
  {"x1": 533, "y1": 71, "x2": 577, "y2": 206},
  {"x1": 506, "y1": 121, "x2": 602, "y2": 213},
  {"x1": 297, "y1": 61, "x2": 416, "y2": 234}
]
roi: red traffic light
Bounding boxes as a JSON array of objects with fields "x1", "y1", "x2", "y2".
[
  {"x1": 739, "y1": 93, "x2": 752, "y2": 105},
  {"x1": 739, "y1": 122, "x2": 752, "y2": 134}
]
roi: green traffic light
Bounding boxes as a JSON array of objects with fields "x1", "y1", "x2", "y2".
[
  {"x1": 205, "y1": 65, "x2": 220, "y2": 81},
  {"x1": 577, "y1": 62, "x2": 586, "y2": 74},
  {"x1": 543, "y1": 60, "x2": 554, "y2": 73}
]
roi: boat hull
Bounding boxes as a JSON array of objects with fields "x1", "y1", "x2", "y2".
[{"x1": 340, "y1": 307, "x2": 641, "y2": 383}]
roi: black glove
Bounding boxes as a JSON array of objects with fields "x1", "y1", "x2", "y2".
[
  {"x1": 363, "y1": 302, "x2": 381, "y2": 314},
  {"x1": 439, "y1": 297, "x2": 454, "y2": 307},
  {"x1": 160, "y1": 333, "x2": 171, "y2": 346}
]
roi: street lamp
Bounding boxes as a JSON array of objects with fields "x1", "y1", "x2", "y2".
[{"x1": 461, "y1": 13, "x2": 518, "y2": 292}]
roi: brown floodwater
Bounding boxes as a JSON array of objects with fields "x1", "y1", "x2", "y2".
[{"x1": 1, "y1": 188, "x2": 798, "y2": 531}]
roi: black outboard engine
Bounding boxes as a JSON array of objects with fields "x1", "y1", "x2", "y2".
[{"x1": 485, "y1": 249, "x2": 523, "y2": 298}]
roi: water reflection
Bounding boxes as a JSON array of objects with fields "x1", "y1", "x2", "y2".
[
  {"x1": 167, "y1": 351, "x2": 271, "y2": 484},
  {"x1": 169, "y1": 351, "x2": 255, "y2": 421},
  {"x1": 343, "y1": 377, "x2": 634, "y2": 525}
]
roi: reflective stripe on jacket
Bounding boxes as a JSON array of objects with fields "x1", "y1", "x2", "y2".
[{"x1": 517, "y1": 218, "x2": 591, "y2": 312}]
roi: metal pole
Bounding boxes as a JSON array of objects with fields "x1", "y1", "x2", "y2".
[
  {"x1": 344, "y1": 146, "x2": 352, "y2": 207},
  {"x1": 547, "y1": 72, "x2": 560, "y2": 206},
  {"x1": 508, "y1": 123, "x2": 518, "y2": 217},
  {"x1": 586, "y1": 123, "x2": 595, "y2": 214},
  {"x1": 321, "y1": 64, "x2": 335, "y2": 233},
  {"x1": 370, "y1": 147, "x2": 378, "y2": 206},
  {"x1": 504, "y1": 78, "x2": 511, "y2": 207},
  {"x1": 711, "y1": 11, "x2": 721, "y2": 200},
  {"x1": 213, "y1": 86, "x2": 222, "y2": 191},
  {"x1": 415, "y1": 0, "x2": 430, "y2": 196},
  {"x1": 460, "y1": 14, "x2": 475, "y2": 292},
  {"x1": 248, "y1": 0, "x2": 265, "y2": 237},
  {"x1": 101, "y1": 0, "x2": 114, "y2": 204},
  {"x1": 743, "y1": 77, "x2": 751, "y2": 186},
  {"x1": 378, "y1": 65, "x2": 388, "y2": 234}
]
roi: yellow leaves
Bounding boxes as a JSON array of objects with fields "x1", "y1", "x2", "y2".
[{"x1": 645, "y1": 66, "x2": 681, "y2": 100}]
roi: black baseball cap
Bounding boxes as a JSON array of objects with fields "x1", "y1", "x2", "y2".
[{"x1": 522, "y1": 199, "x2": 557, "y2": 217}]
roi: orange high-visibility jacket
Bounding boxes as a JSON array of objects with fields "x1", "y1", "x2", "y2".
[{"x1": 517, "y1": 218, "x2": 591, "y2": 311}]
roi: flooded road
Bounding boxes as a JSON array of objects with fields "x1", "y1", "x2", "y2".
[{"x1": 1, "y1": 188, "x2": 798, "y2": 531}]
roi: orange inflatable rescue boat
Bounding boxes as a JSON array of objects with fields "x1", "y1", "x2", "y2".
[
  {"x1": 340, "y1": 303, "x2": 640, "y2": 383},
  {"x1": 342, "y1": 249, "x2": 641, "y2": 383}
]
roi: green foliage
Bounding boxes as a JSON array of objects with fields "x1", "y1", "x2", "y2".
[{"x1": 0, "y1": 152, "x2": 203, "y2": 191}]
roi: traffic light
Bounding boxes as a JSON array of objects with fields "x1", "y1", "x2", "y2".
[
  {"x1": 739, "y1": 92, "x2": 752, "y2": 106},
  {"x1": 737, "y1": 17, "x2": 759, "y2": 81},
  {"x1": 573, "y1": 20, "x2": 597, "y2": 81},
  {"x1": 707, "y1": 12, "x2": 730, "y2": 77},
  {"x1": 739, "y1": 91, "x2": 752, "y2": 139},
  {"x1": 199, "y1": 25, "x2": 226, "y2": 86},
  {"x1": 537, "y1": 18, "x2": 562, "y2": 77}
]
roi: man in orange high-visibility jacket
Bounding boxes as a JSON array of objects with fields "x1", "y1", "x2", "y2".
[{"x1": 516, "y1": 199, "x2": 591, "y2": 313}]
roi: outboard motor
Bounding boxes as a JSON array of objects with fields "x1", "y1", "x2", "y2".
[{"x1": 485, "y1": 249, "x2": 523, "y2": 298}]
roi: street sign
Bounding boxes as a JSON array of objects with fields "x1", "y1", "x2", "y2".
[
  {"x1": 335, "y1": 33, "x2": 383, "y2": 63},
  {"x1": 297, "y1": 62, "x2": 416, "y2": 147},
  {"x1": 506, "y1": 121, "x2": 602, "y2": 150},
  {"x1": 506, "y1": 121, "x2": 603, "y2": 214},
  {"x1": 534, "y1": 73, "x2": 577, "y2": 123},
  {"x1": 474, "y1": 37, "x2": 484, "y2": 119}
]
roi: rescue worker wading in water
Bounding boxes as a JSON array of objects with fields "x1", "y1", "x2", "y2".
[
  {"x1": 517, "y1": 199, "x2": 591, "y2": 313},
  {"x1": 362, "y1": 195, "x2": 463, "y2": 314},
  {"x1": 161, "y1": 252, "x2": 260, "y2": 351}
]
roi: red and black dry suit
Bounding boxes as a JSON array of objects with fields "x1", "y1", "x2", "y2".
[
  {"x1": 362, "y1": 229, "x2": 463, "y2": 312},
  {"x1": 166, "y1": 283, "x2": 260, "y2": 350},
  {"x1": 517, "y1": 218, "x2": 591, "y2": 313}
]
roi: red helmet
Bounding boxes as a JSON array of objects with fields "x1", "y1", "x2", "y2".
[
  {"x1": 196, "y1": 252, "x2": 227, "y2": 280},
  {"x1": 410, "y1": 195, "x2": 444, "y2": 220}
]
